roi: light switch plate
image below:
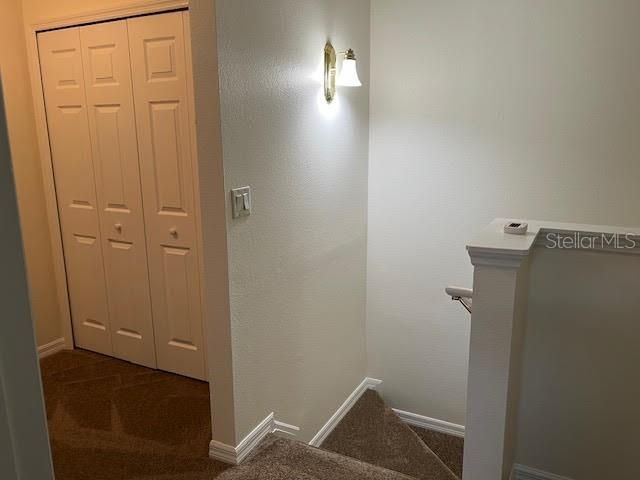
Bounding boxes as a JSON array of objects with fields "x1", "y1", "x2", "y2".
[{"x1": 231, "y1": 186, "x2": 251, "y2": 218}]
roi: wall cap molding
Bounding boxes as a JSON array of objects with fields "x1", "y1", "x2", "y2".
[
  {"x1": 511, "y1": 464, "x2": 575, "y2": 480},
  {"x1": 37, "y1": 338, "x2": 66, "y2": 359},
  {"x1": 308, "y1": 377, "x2": 382, "y2": 447},
  {"x1": 467, "y1": 247, "x2": 529, "y2": 268},
  {"x1": 467, "y1": 218, "x2": 640, "y2": 267},
  {"x1": 392, "y1": 409, "x2": 465, "y2": 438}
]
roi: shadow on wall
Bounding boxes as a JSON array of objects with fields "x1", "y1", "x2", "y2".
[{"x1": 0, "y1": 77, "x2": 55, "y2": 480}]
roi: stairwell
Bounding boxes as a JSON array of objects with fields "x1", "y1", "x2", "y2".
[{"x1": 217, "y1": 390, "x2": 464, "y2": 480}]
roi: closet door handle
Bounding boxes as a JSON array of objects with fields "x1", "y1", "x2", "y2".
[
  {"x1": 115, "y1": 223, "x2": 123, "y2": 233},
  {"x1": 169, "y1": 227, "x2": 178, "y2": 238}
]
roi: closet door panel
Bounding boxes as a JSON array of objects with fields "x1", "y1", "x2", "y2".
[
  {"x1": 38, "y1": 28, "x2": 112, "y2": 355},
  {"x1": 128, "y1": 12, "x2": 205, "y2": 380},
  {"x1": 79, "y1": 21, "x2": 157, "y2": 368},
  {"x1": 38, "y1": 28, "x2": 113, "y2": 355}
]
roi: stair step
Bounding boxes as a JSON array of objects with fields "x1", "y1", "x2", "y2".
[
  {"x1": 321, "y1": 390, "x2": 458, "y2": 480},
  {"x1": 409, "y1": 426, "x2": 464, "y2": 479},
  {"x1": 216, "y1": 434, "x2": 416, "y2": 480}
]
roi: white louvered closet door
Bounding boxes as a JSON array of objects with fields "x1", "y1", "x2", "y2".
[
  {"x1": 79, "y1": 20, "x2": 157, "y2": 368},
  {"x1": 128, "y1": 11, "x2": 206, "y2": 380},
  {"x1": 38, "y1": 28, "x2": 114, "y2": 357}
]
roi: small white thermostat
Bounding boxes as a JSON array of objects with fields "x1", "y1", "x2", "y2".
[{"x1": 504, "y1": 221, "x2": 528, "y2": 235}]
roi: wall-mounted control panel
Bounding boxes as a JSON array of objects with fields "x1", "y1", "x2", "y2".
[{"x1": 231, "y1": 186, "x2": 252, "y2": 218}]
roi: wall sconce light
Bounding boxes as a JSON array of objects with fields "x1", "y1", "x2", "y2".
[{"x1": 324, "y1": 41, "x2": 362, "y2": 103}]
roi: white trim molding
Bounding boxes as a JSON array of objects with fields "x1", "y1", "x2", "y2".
[
  {"x1": 392, "y1": 409, "x2": 465, "y2": 438},
  {"x1": 209, "y1": 413, "x2": 300, "y2": 465},
  {"x1": 511, "y1": 464, "x2": 575, "y2": 480},
  {"x1": 210, "y1": 377, "x2": 383, "y2": 463},
  {"x1": 210, "y1": 413, "x2": 273, "y2": 465},
  {"x1": 272, "y1": 419, "x2": 300, "y2": 438},
  {"x1": 30, "y1": 0, "x2": 187, "y2": 31},
  {"x1": 309, "y1": 377, "x2": 382, "y2": 447},
  {"x1": 37, "y1": 338, "x2": 66, "y2": 359}
]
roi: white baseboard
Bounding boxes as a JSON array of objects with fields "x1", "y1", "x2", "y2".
[
  {"x1": 392, "y1": 408, "x2": 465, "y2": 438},
  {"x1": 209, "y1": 377, "x2": 383, "y2": 463},
  {"x1": 38, "y1": 338, "x2": 66, "y2": 359},
  {"x1": 272, "y1": 419, "x2": 300, "y2": 437},
  {"x1": 209, "y1": 412, "x2": 300, "y2": 465},
  {"x1": 511, "y1": 464, "x2": 574, "y2": 480},
  {"x1": 308, "y1": 377, "x2": 382, "y2": 447}
]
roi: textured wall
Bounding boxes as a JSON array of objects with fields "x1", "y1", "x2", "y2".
[
  {"x1": 216, "y1": 0, "x2": 370, "y2": 441},
  {"x1": 368, "y1": 0, "x2": 640, "y2": 426},
  {"x1": 1, "y1": 0, "x2": 61, "y2": 347},
  {"x1": 517, "y1": 248, "x2": 640, "y2": 479}
]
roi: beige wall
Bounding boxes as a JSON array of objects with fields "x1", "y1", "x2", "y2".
[
  {"x1": 516, "y1": 247, "x2": 640, "y2": 479},
  {"x1": 0, "y1": 0, "x2": 61, "y2": 347},
  {"x1": 368, "y1": 0, "x2": 640, "y2": 427},
  {"x1": 216, "y1": 0, "x2": 371, "y2": 441}
]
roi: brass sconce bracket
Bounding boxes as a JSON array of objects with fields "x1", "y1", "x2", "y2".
[{"x1": 324, "y1": 42, "x2": 337, "y2": 103}]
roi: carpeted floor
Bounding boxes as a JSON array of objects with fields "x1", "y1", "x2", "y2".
[
  {"x1": 321, "y1": 390, "x2": 458, "y2": 480},
  {"x1": 40, "y1": 349, "x2": 229, "y2": 480},
  {"x1": 41, "y1": 350, "x2": 464, "y2": 480}
]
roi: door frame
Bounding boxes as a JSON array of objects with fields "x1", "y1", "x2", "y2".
[
  {"x1": 24, "y1": 0, "x2": 193, "y2": 354},
  {"x1": 23, "y1": 0, "x2": 238, "y2": 450}
]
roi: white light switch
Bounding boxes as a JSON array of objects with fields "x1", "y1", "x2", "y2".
[{"x1": 231, "y1": 186, "x2": 252, "y2": 218}]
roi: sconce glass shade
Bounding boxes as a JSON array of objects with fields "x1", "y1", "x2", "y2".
[
  {"x1": 337, "y1": 56, "x2": 362, "y2": 87},
  {"x1": 324, "y1": 44, "x2": 361, "y2": 103},
  {"x1": 337, "y1": 60, "x2": 362, "y2": 87}
]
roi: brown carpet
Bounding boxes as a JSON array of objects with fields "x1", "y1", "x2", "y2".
[
  {"x1": 321, "y1": 390, "x2": 458, "y2": 480},
  {"x1": 409, "y1": 427, "x2": 464, "y2": 478},
  {"x1": 216, "y1": 434, "x2": 415, "y2": 480},
  {"x1": 41, "y1": 350, "x2": 465, "y2": 480},
  {"x1": 40, "y1": 349, "x2": 229, "y2": 480}
]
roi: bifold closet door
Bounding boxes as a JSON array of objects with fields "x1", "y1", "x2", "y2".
[
  {"x1": 79, "y1": 21, "x2": 157, "y2": 368},
  {"x1": 38, "y1": 28, "x2": 113, "y2": 356},
  {"x1": 128, "y1": 11, "x2": 206, "y2": 380},
  {"x1": 39, "y1": 22, "x2": 157, "y2": 368}
]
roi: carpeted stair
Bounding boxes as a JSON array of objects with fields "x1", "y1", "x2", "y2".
[
  {"x1": 321, "y1": 390, "x2": 461, "y2": 480},
  {"x1": 215, "y1": 435, "x2": 416, "y2": 480},
  {"x1": 409, "y1": 425, "x2": 464, "y2": 479},
  {"x1": 216, "y1": 390, "x2": 464, "y2": 480}
]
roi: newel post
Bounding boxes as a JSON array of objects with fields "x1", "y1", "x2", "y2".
[{"x1": 462, "y1": 248, "x2": 531, "y2": 480}]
